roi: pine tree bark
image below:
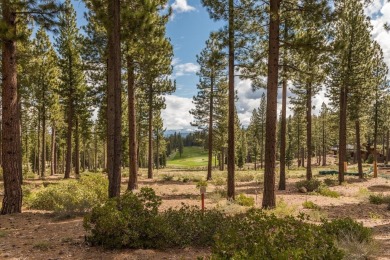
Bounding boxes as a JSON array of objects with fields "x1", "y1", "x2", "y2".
[
  {"x1": 64, "y1": 105, "x2": 73, "y2": 179},
  {"x1": 1, "y1": 2, "x2": 22, "y2": 214},
  {"x1": 306, "y1": 84, "x2": 312, "y2": 180},
  {"x1": 75, "y1": 118, "x2": 80, "y2": 176},
  {"x1": 338, "y1": 84, "x2": 347, "y2": 184},
  {"x1": 107, "y1": 0, "x2": 122, "y2": 197},
  {"x1": 156, "y1": 132, "x2": 160, "y2": 170},
  {"x1": 51, "y1": 126, "x2": 56, "y2": 176},
  {"x1": 127, "y1": 56, "x2": 138, "y2": 190},
  {"x1": 147, "y1": 86, "x2": 153, "y2": 179},
  {"x1": 41, "y1": 105, "x2": 46, "y2": 178},
  {"x1": 207, "y1": 75, "x2": 214, "y2": 180},
  {"x1": 355, "y1": 120, "x2": 363, "y2": 179},
  {"x1": 322, "y1": 113, "x2": 326, "y2": 166},
  {"x1": 386, "y1": 130, "x2": 389, "y2": 165},
  {"x1": 260, "y1": 123, "x2": 264, "y2": 169},
  {"x1": 227, "y1": 0, "x2": 235, "y2": 200},
  {"x1": 37, "y1": 114, "x2": 40, "y2": 174},
  {"x1": 262, "y1": 0, "x2": 280, "y2": 209},
  {"x1": 278, "y1": 73, "x2": 287, "y2": 190}
]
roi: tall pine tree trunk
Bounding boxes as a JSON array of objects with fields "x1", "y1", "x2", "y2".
[
  {"x1": 75, "y1": 118, "x2": 80, "y2": 176},
  {"x1": 262, "y1": 0, "x2": 280, "y2": 209},
  {"x1": 386, "y1": 130, "x2": 389, "y2": 165},
  {"x1": 207, "y1": 75, "x2": 214, "y2": 180},
  {"x1": 65, "y1": 105, "x2": 73, "y2": 179},
  {"x1": 260, "y1": 124, "x2": 264, "y2": 169},
  {"x1": 41, "y1": 106, "x2": 46, "y2": 178},
  {"x1": 1, "y1": 2, "x2": 22, "y2": 214},
  {"x1": 107, "y1": 0, "x2": 122, "y2": 197},
  {"x1": 0, "y1": 120, "x2": 2, "y2": 168},
  {"x1": 148, "y1": 86, "x2": 153, "y2": 179},
  {"x1": 127, "y1": 56, "x2": 138, "y2": 190},
  {"x1": 51, "y1": 126, "x2": 56, "y2": 176},
  {"x1": 322, "y1": 113, "x2": 326, "y2": 166},
  {"x1": 338, "y1": 84, "x2": 347, "y2": 184},
  {"x1": 279, "y1": 69, "x2": 287, "y2": 190},
  {"x1": 306, "y1": 84, "x2": 312, "y2": 180},
  {"x1": 227, "y1": 0, "x2": 235, "y2": 199},
  {"x1": 355, "y1": 120, "x2": 363, "y2": 179},
  {"x1": 37, "y1": 114, "x2": 40, "y2": 174},
  {"x1": 156, "y1": 133, "x2": 160, "y2": 170}
]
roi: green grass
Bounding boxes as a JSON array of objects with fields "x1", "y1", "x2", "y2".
[{"x1": 167, "y1": 146, "x2": 214, "y2": 167}]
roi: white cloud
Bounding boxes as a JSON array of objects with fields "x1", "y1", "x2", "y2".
[
  {"x1": 171, "y1": 0, "x2": 196, "y2": 13},
  {"x1": 174, "y1": 62, "x2": 199, "y2": 77},
  {"x1": 162, "y1": 95, "x2": 195, "y2": 129}
]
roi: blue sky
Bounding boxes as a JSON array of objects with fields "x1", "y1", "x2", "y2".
[
  {"x1": 71, "y1": 0, "x2": 222, "y2": 99},
  {"x1": 70, "y1": 0, "x2": 390, "y2": 130}
]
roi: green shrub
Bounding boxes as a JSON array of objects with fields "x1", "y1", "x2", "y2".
[
  {"x1": 26, "y1": 174, "x2": 108, "y2": 213},
  {"x1": 85, "y1": 188, "x2": 371, "y2": 259},
  {"x1": 236, "y1": 172, "x2": 254, "y2": 182},
  {"x1": 267, "y1": 199, "x2": 297, "y2": 217},
  {"x1": 0, "y1": 168, "x2": 3, "y2": 181},
  {"x1": 295, "y1": 179, "x2": 321, "y2": 192},
  {"x1": 162, "y1": 205, "x2": 225, "y2": 247},
  {"x1": 161, "y1": 174, "x2": 173, "y2": 181},
  {"x1": 302, "y1": 200, "x2": 321, "y2": 210},
  {"x1": 317, "y1": 186, "x2": 340, "y2": 198},
  {"x1": 369, "y1": 194, "x2": 390, "y2": 205},
  {"x1": 235, "y1": 194, "x2": 255, "y2": 207},
  {"x1": 324, "y1": 178, "x2": 338, "y2": 187},
  {"x1": 322, "y1": 218, "x2": 372, "y2": 243},
  {"x1": 196, "y1": 180, "x2": 208, "y2": 188},
  {"x1": 212, "y1": 209, "x2": 344, "y2": 259},
  {"x1": 212, "y1": 177, "x2": 225, "y2": 187},
  {"x1": 84, "y1": 187, "x2": 225, "y2": 249}
]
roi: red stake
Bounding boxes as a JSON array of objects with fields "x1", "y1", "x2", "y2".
[{"x1": 201, "y1": 193, "x2": 205, "y2": 211}]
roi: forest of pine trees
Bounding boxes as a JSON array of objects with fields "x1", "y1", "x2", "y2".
[{"x1": 0, "y1": 0, "x2": 389, "y2": 211}]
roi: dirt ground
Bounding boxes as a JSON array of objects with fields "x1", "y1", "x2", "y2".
[{"x1": 1, "y1": 165, "x2": 390, "y2": 259}]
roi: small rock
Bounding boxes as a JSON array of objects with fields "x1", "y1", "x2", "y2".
[
  {"x1": 298, "y1": 187, "x2": 307, "y2": 193},
  {"x1": 59, "y1": 250, "x2": 64, "y2": 255}
]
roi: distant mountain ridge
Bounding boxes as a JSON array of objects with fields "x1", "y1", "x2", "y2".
[{"x1": 164, "y1": 129, "x2": 196, "y2": 137}]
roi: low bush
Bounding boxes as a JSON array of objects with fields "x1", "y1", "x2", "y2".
[
  {"x1": 235, "y1": 194, "x2": 255, "y2": 207},
  {"x1": 295, "y1": 179, "x2": 321, "y2": 192},
  {"x1": 235, "y1": 172, "x2": 254, "y2": 182},
  {"x1": 212, "y1": 209, "x2": 344, "y2": 259},
  {"x1": 84, "y1": 188, "x2": 373, "y2": 259},
  {"x1": 26, "y1": 174, "x2": 108, "y2": 213},
  {"x1": 324, "y1": 178, "x2": 338, "y2": 187},
  {"x1": 212, "y1": 177, "x2": 225, "y2": 187},
  {"x1": 322, "y1": 218, "x2": 372, "y2": 243},
  {"x1": 302, "y1": 200, "x2": 321, "y2": 210},
  {"x1": 84, "y1": 187, "x2": 225, "y2": 249},
  {"x1": 317, "y1": 186, "x2": 340, "y2": 198},
  {"x1": 369, "y1": 194, "x2": 390, "y2": 205},
  {"x1": 161, "y1": 174, "x2": 173, "y2": 181}
]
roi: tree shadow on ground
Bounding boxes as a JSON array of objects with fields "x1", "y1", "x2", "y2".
[{"x1": 368, "y1": 185, "x2": 390, "y2": 192}]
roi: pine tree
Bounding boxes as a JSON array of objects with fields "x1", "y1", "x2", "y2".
[
  {"x1": 190, "y1": 34, "x2": 226, "y2": 180},
  {"x1": 55, "y1": 0, "x2": 86, "y2": 179},
  {"x1": 1, "y1": 0, "x2": 61, "y2": 214},
  {"x1": 327, "y1": 0, "x2": 376, "y2": 183},
  {"x1": 31, "y1": 27, "x2": 59, "y2": 178}
]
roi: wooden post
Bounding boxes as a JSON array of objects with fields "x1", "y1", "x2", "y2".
[{"x1": 374, "y1": 161, "x2": 378, "y2": 178}]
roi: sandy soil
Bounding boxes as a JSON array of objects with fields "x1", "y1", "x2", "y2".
[{"x1": 1, "y1": 167, "x2": 390, "y2": 259}]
